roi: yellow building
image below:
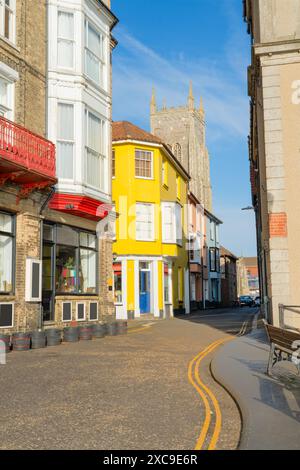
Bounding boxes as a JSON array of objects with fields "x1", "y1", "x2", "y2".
[{"x1": 112, "y1": 121, "x2": 190, "y2": 320}]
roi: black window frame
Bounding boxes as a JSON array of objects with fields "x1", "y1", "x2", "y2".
[
  {"x1": 0, "y1": 211, "x2": 15, "y2": 295},
  {"x1": 42, "y1": 222, "x2": 98, "y2": 297}
]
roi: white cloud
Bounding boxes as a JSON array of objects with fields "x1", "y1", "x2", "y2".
[{"x1": 113, "y1": 26, "x2": 249, "y2": 140}]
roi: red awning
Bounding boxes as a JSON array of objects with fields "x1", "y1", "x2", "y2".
[{"x1": 49, "y1": 193, "x2": 111, "y2": 221}]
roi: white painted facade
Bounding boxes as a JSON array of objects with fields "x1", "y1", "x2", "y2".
[
  {"x1": 114, "y1": 255, "x2": 174, "y2": 321},
  {"x1": 47, "y1": 0, "x2": 113, "y2": 204}
]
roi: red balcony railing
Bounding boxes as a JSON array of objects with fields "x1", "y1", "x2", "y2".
[{"x1": 0, "y1": 117, "x2": 56, "y2": 180}]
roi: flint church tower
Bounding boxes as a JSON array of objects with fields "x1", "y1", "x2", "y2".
[{"x1": 150, "y1": 83, "x2": 212, "y2": 211}]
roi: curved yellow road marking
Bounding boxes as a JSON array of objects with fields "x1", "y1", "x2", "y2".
[
  {"x1": 189, "y1": 336, "x2": 234, "y2": 451},
  {"x1": 194, "y1": 337, "x2": 233, "y2": 450},
  {"x1": 188, "y1": 337, "x2": 230, "y2": 450}
]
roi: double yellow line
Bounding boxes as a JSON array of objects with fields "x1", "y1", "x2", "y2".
[
  {"x1": 188, "y1": 321, "x2": 249, "y2": 451},
  {"x1": 188, "y1": 336, "x2": 233, "y2": 450}
]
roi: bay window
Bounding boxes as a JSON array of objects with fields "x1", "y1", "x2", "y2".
[
  {"x1": 57, "y1": 11, "x2": 74, "y2": 69},
  {"x1": 0, "y1": 0, "x2": 15, "y2": 43},
  {"x1": 57, "y1": 103, "x2": 74, "y2": 179},
  {"x1": 85, "y1": 20, "x2": 105, "y2": 86},
  {"x1": 162, "y1": 202, "x2": 182, "y2": 245},
  {"x1": 85, "y1": 109, "x2": 106, "y2": 191},
  {"x1": 136, "y1": 203, "x2": 154, "y2": 241},
  {"x1": 0, "y1": 212, "x2": 14, "y2": 294}
]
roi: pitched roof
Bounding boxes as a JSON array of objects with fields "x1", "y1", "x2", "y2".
[
  {"x1": 240, "y1": 256, "x2": 258, "y2": 267},
  {"x1": 112, "y1": 121, "x2": 163, "y2": 145},
  {"x1": 220, "y1": 246, "x2": 238, "y2": 260}
]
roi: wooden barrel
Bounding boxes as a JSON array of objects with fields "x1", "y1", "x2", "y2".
[
  {"x1": 117, "y1": 321, "x2": 128, "y2": 335},
  {"x1": 31, "y1": 331, "x2": 46, "y2": 349},
  {"x1": 92, "y1": 323, "x2": 107, "y2": 339},
  {"x1": 79, "y1": 325, "x2": 93, "y2": 341},
  {"x1": 107, "y1": 322, "x2": 118, "y2": 336},
  {"x1": 0, "y1": 334, "x2": 10, "y2": 353},
  {"x1": 63, "y1": 327, "x2": 79, "y2": 343},
  {"x1": 12, "y1": 333, "x2": 31, "y2": 351},
  {"x1": 45, "y1": 329, "x2": 61, "y2": 347}
]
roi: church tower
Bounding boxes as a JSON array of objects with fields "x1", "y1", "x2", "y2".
[{"x1": 150, "y1": 84, "x2": 212, "y2": 210}]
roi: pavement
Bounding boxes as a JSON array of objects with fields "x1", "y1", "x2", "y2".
[
  {"x1": 211, "y1": 324, "x2": 300, "y2": 450},
  {"x1": 0, "y1": 308, "x2": 255, "y2": 450}
]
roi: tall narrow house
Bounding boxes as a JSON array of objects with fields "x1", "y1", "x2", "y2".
[
  {"x1": 0, "y1": 1, "x2": 56, "y2": 332},
  {"x1": 43, "y1": 0, "x2": 118, "y2": 325}
]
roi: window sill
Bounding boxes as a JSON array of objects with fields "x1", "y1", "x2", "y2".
[
  {"x1": 0, "y1": 36, "x2": 19, "y2": 52},
  {"x1": 135, "y1": 176, "x2": 154, "y2": 181}
]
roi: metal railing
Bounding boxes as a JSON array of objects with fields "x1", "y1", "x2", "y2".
[
  {"x1": 279, "y1": 304, "x2": 300, "y2": 331},
  {"x1": 0, "y1": 117, "x2": 56, "y2": 179}
]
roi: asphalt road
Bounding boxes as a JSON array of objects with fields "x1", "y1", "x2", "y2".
[{"x1": 0, "y1": 307, "x2": 257, "y2": 450}]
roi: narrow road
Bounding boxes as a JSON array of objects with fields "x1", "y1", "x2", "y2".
[{"x1": 0, "y1": 308, "x2": 257, "y2": 450}]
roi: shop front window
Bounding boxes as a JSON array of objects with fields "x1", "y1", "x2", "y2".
[
  {"x1": 164, "y1": 263, "x2": 170, "y2": 303},
  {"x1": 0, "y1": 212, "x2": 14, "y2": 294},
  {"x1": 113, "y1": 262, "x2": 122, "y2": 303},
  {"x1": 43, "y1": 223, "x2": 97, "y2": 297},
  {"x1": 56, "y1": 244, "x2": 77, "y2": 293}
]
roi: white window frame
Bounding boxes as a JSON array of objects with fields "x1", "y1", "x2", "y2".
[
  {"x1": 0, "y1": 62, "x2": 18, "y2": 120},
  {"x1": 210, "y1": 221, "x2": 215, "y2": 241},
  {"x1": 0, "y1": 0, "x2": 16, "y2": 44},
  {"x1": 135, "y1": 149, "x2": 153, "y2": 179},
  {"x1": 135, "y1": 202, "x2": 155, "y2": 242},
  {"x1": 25, "y1": 259, "x2": 42, "y2": 302},
  {"x1": 162, "y1": 202, "x2": 182, "y2": 245},
  {"x1": 76, "y1": 302, "x2": 86, "y2": 322},
  {"x1": 57, "y1": 102, "x2": 75, "y2": 180},
  {"x1": 85, "y1": 108, "x2": 107, "y2": 191},
  {"x1": 62, "y1": 301, "x2": 72, "y2": 323},
  {"x1": 57, "y1": 10, "x2": 75, "y2": 70},
  {"x1": 84, "y1": 18, "x2": 106, "y2": 87},
  {"x1": 0, "y1": 302, "x2": 14, "y2": 328},
  {"x1": 162, "y1": 202, "x2": 175, "y2": 244}
]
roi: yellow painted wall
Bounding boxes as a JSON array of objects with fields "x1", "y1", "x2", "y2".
[{"x1": 112, "y1": 140, "x2": 189, "y2": 313}]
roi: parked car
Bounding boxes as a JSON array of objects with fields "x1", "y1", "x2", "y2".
[
  {"x1": 239, "y1": 295, "x2": 254, "y2": 307},
  {"x1": 254, "y1": 296, "x2": 261, "y2": 306}
]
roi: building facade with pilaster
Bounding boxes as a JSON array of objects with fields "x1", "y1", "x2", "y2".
[{"x1": 245, "y1": 0, "x2": 300, "y2": 327}]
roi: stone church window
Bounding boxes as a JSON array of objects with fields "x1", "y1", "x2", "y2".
[{"x1": 173, "y1": 143, "x2": 182, "y2": 161}]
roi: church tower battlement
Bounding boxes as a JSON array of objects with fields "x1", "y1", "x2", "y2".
[{"x1": 150, "y1": 83, "x2": 212, "y2": 211}]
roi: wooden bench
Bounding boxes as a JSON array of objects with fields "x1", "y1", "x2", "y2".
[{"x1": 264, "y1": 321, "x2": 300, "y2": 376}]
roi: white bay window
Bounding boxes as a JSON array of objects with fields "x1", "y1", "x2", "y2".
[
  {"x1": 57, "y1": 11, "x2": 74, "y2": 69},
  {"x1": 85, "y1": 109, "x2": 106, "y2": 191},
  {"x1": 136, "y1": 203, "x2": 154, "y2": 241},
  {"x1": 162, "y1": 202, "x2": 182, "y2": 245},
  {"x1": 85, "y1": 20, "x2": 105, "y2": 86},
  {"x1": 57, "y1": 103, "x2": 74, "y2": 179}
]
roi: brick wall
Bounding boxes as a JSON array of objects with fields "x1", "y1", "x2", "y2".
[{"x1": 0, "y1": 0, "x2": 46, "y2": 136}]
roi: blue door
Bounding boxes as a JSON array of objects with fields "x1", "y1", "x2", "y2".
[{"x1": 140, "y1": 268, "x2": 151, "y2": 314}]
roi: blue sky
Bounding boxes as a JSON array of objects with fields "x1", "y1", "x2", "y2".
[{"x1": 112, "y1": 0, "x2": 256, "y2": 257}]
